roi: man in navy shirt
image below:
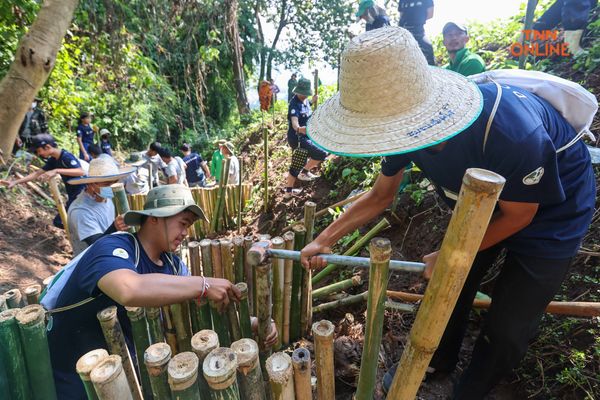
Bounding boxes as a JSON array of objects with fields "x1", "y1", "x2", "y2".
[
  {"x1": 180, "y1": 143, "x2": 211, "y2": 187},
  {"x1": 76, "y1": 112, "x2": 95, "y2": 161},
  {"x1": 46, "y1": 184, "x2": 241, "y2": 399},
  {"x1": 398, "y1": 0, "x2": 435, "y2": 65},
  {"x1": 302, "y1": 28, "x2": 595, "y2": 399},
  {"x1": 1, "y1": 134, "x2": 85, "y2": 228}
]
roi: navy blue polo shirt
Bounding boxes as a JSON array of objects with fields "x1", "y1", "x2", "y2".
[
  {"x1": 381, "y1": 83, "x2": 595, "y2": 259},
  {"x1": 43, "y1": 149, "x2": 84, "y2": 201},
  {"x1": 100, "y1": 139, "x2": 112, "y2": 156},
  {"x1": 366, "y1": 15, "x2": 391, "y2": 31},
  {"x1": 183, "y1": 152, "x2": 205, "y2": 184},
  {"x1": 48, "y1": 233, "x2": 188, "y2": 400},
  {"x1": 287, "y1": 95, "x2": 312, "y2": 148},
  {"x1": 76, "y1": 124, "x2": 95, "y2": 147},
  {"x1": 398, "y1": 0, "x2": 433, "y2": 35}
]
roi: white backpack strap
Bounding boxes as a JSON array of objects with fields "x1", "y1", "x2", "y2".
[
  {"x1": 555, "y1": 128, "x2": 588, "y2": 154},
  {"x1": 483, "y1": 80, "x2": 502, "y2": 153}
]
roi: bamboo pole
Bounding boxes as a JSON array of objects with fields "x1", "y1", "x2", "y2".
[
  {"x1": 236, "y1": 283, "x2": 253, "y2": 339},
  {"x1": 189, "y1": 241, "x2": 212, "y2": 333},
  {"x1": 201, "y1": 239, "x2": 214, "y2": 277},
  {"x1": 49, "y1": 175, "x2": 70, "y2": 241},
  {"x1": 168, "y1": 352, "x2": 201, "y2": 399},
  {"x1": 282, "y1": 231, "x2": 294, "y2": 346},
  {"x1": 263, "y1": 127, "x2": 269, "y2": 213},
  {"x1": 387, "y1": 168, "x2": 505, "y2": 399},
  {"x1": 0, "y1": 344, "x2": 8, "y2": 399},
  {"x1": 300, "y1": 202, "x2": 315, "y2": 335},
  {"x1": 76, "y1": 349, "x2": 109, "y2": 400},
  {"x1": 304, "y1": 201, "x2": 317, "y2": 243},
  {"x1": 191, "y1": 330, "x2": 220, "y2": 400},
  {"x1": 222, "y1": 239, "x2": 242, "y2": 342},
  {"x1": 4, "y1": 289, "x2": 23, "y2": 308},
  {"x1": 171, "y1": 302, "x2": 193, "y2": 353},
  {"x1": 162, "y1": 305, "x2": 180, "y2": 355},
  {"x1": 210, "y1": 240, "x2": 232, "y2": 347},
  {"x1": 125, "y1": 307, "x2": 153, "y2": 399},
  {"x1": 90, "y1": 355, "x2": 133, "y2": 400},
  {"x1": 237, "y1": 158, "x2": 244, "y2": 234},
  {"x1": 266, "y1": 352, "x2": 295, "y2": 400},
  {"x1": 144, "y1": 342, "x2": 172, "y2": 400},
  {"x1": 312, "y1": 217, "x2": 391, "y2": 285},
  {"x1": 233, "y1": 236, "x2": 245, "y2": 283},
  {"x1": 24, "y1": 285, "x2": 41, "y2": 305},
  {"x1": 271, "y1": 237, "x2": 285, "y2": 350},
  {"x1": 254, "y1": 258, "x2": 273, "y2": 378},
  {"x1": 290, "y1": 225, "x2": 306, "y2": 341},
  {"x1": 97, "y1": 306, "x2": 143, "y2": 400},
  {"x1": 355, "y1": 238, "x2": 391, "y2": 400},
  {"x1": 15, "y1": 305, "x2": 57, "y2": 400},
  {"x1": 0, "y1": 309, "x2": 30, "y2": 400},
  {"x1": 291, "y1": 348, "x2": 311, "y2": 399},
  {"x1": 145, "y1": 307, "x2": 165, "y2": 344},
  {"x1": 13, "y1": 171, "x2": 54, "y2": 203},
  {"x1": 312, "y1": 320, "x2": 335, "y2": 400},
  {"x1": 203, "y1": 347, "x2": 241, "y2": 400},
  {"x1": 312, "y1": 275, "x2": 362, "y2": 300},
  {"x1": 231, "y1": 339, "x2": 266, "y2": 400},
  {"x1": 111, "y1": 182, "x2": 131, "y2": 215},
  {"x1": 312, "y1": 291, "x2": 368, "y2": 314},
  {"x1": 243, "y1": 236, "x2": 255, "y2": 313},
  {"x1": 189, "y1": 241, "x2": 203, "y2": 277}
]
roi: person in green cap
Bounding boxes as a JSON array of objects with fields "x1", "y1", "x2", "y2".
[
  {"x1": 442, "y1": 22, "x2": 485, "y2": 76},
  {"x1": 44, "y1": 184, "x2": 241, "y2": 399},
  {"x1": 356, "y1": 0, "x2": 390, "y2": 31},
  {"x1": 285, "y1": 77, "x2": 328, "y2": 197},
  {"x1": 210, "y1": 139, "x2": 226, "y2": 183}
]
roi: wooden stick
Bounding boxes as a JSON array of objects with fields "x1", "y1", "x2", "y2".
[
  {"x1": 48, "y1": 175, "x2": 70, "y2": 241},
  {"x1": 76, "y1": 349, "x2": 109, "y2": 400},
  {"x1": 191, "y1": 330, "x2": 220, "y2": 399},
  {"x1": 203, "y1": 347, "x2": 241, "y2": 399},
  {"x1": 282, "y1": 231, "x2": 294, "y2": 346},
  {"x1": 290, "y1": 225, "x2": 306, "y2": 341},
  {"x1": 145, "y1": 307, "x2": 165, "y2": 344},
  {"x1": 255, "y1": 258, "x2": 273, "y2": 378},
  {"x1": 168, "y1": 352, "x2": 201, "y2": 399},
  {"x1": 24, "y1": 285, "x2": 41, "y2": 305},
  {"x1": 387, "y1": 290, "x2": 600, "y2": 318},
  {"x1": 312, "y1": 217, "x2": 391, "y2": 285},
  {"x1": 291, "y1": 347, "x2": 311, "y2": 399},
  {"x1": 355, "y1": 238, "x2": 391, "y2": 399},
  {"x1": 13, "y1": 171, "x2": 54, "y2": 203},
  {"x1": 312, "y1": 291, "x2": 368, "y2": 313},
  {"x1": 266, "y1": 352, "x2": 295, "y2": 400},
  {"x1": 271, "y1": 237, "x2": 285, "y2": 350},
  {"x1": 0, "y1": 309, "x2": 31, "y2": 400},
  {"x1": 144, "y1": 343, "x2": 172, "y2": 399},
  {"x1": 90, "y1": 355, "x2": 133, "y2": 400},
  {"x1": 125, "y1": 307, "x2": 153, "y2": 399},
  {"x1": 236, "y1": 283, "x2": 253, "y2": 339},
  {"x1": 231, "y1": 338, "x2": 266, "y2": 400},
  {"x1": 97, "y1": 306, "x2": 143, "y2": 400},
  {"x1": 312, "y1": 320, "x2": 335, "y2": 400},
  {"x1": 388, "y1": 168, "x2": 505, "y2": 399},
  {"x1": 312, "y1": 275, "x2": 362, "y2": 300},
  {"x1": 16, "y1": 305, "x2": 57, "y2": 400}
]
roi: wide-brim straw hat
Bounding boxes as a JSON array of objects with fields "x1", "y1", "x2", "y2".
[
  {"x1": 68, "y1": 157, "x2": 136, "y2": 185},
  {"x1": 124, "y1": 184, "x2": 207, "y2": 226},
  {"x1": 223, "y1": 141, "x2": 235, "y2": 154},
  {"x1": 307, "y1": 27, "x2": 483, "y2": 157}
]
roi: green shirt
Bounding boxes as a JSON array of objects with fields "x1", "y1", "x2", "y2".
[
  {"x1": 445, "y1": 48, "x2": 485, "y2": 77},
  {"x1": 210, "y1": 150, "x2": 224, "y2": 181}
]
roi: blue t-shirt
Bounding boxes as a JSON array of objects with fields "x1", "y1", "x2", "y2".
[
  {"x1": 183, "y1": 152, "x2": 205, "y2": 184},
  {"x1": 48, "y1": 233, "x2": 189, "y2": 399},
  {"x1": 101, "y1": 139, "x2": 112, "y2": 156},
  {"x1": 366, "y1": 15, "x2": 391, "y2": 31},
  {"x1": 76, "y1": 124, "x2": 95, "y2": 147},
  {"x1": 398, "y1": 0, "x2": 433, "y2": 35},
  {"x1": 381, "y1": 83, "x2": 595, "y2": 258},
  {"x1": 43, "y1": 149, "x2": 84, "y2": 201},
  {"x1": 287, "y1": 95, "x2": 312, "y2": 147}
]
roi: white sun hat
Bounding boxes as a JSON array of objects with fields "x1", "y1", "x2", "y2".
[
  {"x1": 307, "y1": 27, "x2": 483, "y2": 157},
  {"x1": 68, "y1": 157, "x2": 136, "y2": 185}
]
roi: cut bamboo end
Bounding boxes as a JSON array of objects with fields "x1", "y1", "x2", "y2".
[
  {"x1": 168, "y1": 352, "x2": 200, "y2": 391},
  {"x1": 77, "y1": 349, "x2": 110, "y2": 380},
  {"x1": 125, "y1": 306, "x2": 144, "y2": 321},
  {"x1": 231, "y1": 338, "x2": 259, "y2": 373},
  {"x1": 236, "y1": 282, "x2": 248, "y2": 299},
  {"x1": 42, "y1": 275, "x2": 55, "y2": 290},
  {"x1": 203, "y1": 347, "x2": 238, "y2": 390},
  {"x1": 145, "y1": 343, "x2": 172, "y2": 369},
  {"x1": 266, "y1": 352, "x2": 295, "y2": 399},
  {"x1": 0, "y1": 308, "x2": 18, "y2": 322},
  {"x1": 4, "y1": 289, "x2": 22, "y2": 308},
  {"x1": 292, "y1": 347, "x2": 312, "y2": 399},
  {"x1": 97, "y1": 305, "x2": 118, "y2": 322},
  {"x1": 191, "y1": 330, "x2": 220, "y2": 361},
  {"x1": 24, "y1": 285, "x2": 41, "y2": 305},
  {"x1": 312, "y1": 320, "x2": 335, "y2": 400},
  {"x1": 15, "y1": 304, "x2": 44, "y2": 326}
]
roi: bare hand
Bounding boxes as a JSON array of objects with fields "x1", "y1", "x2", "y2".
[
  {"x1": 205, "y1": 278, "x2": 241, "y2": 312},
  {"x1": 301, "y1": 239, "x2": 331, "y2": 271},
  {"x1": 113, "y1": 215, "x2": 129, "y2": 232},
  {"x1": 297, "y1": 126, "x2": 307, "y2": 135},
  {"x1": 312, "y1": 94, "x2": 318, "y2": 104},
  {"x1": 40, "y1": 170, "x2": 57, "y2": 181},
  {"x1": 250, "y1": 317, "x2": 279, "y2": 347},
  {"x1": 83, "y1": 153, "x2": 90, "y2": 162},
  {"x1": 423, "y1": 250, "x2": 439, "y2": 280},
  {"x1": 0, "y1": 180, "x2": 12, "y2": 188}
]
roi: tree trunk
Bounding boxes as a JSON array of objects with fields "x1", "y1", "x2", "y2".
[
  {"x1": 265, "y1": 0, "x2": 288, "y2": 81},
  {"x1": 225, "y1": 0, "x2": 250, "y2": 115},
  {"x1": 254, "y1": 1, "x2": 266, "y2": 83},
  {"x1": 0, "y1": 0, "x2": 79, "y2": 156}
]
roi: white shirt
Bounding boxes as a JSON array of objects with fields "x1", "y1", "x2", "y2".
[
  {"x1": 67, "y1": 191, "x2": 115, "y2": 256},
  {"x1": 228, "y1": 155, "x2": 240, "y2": 185}
]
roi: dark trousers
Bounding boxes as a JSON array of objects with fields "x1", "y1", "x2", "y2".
[
  {"x1": 412, "y1": 33, "x2": 436, "y2": 65},
  {"x1": 430, "y1": 245, "x2": 572, "y2": 399},
  {"x1": 534, "y1": 0, "x2": 597, "y2": 31}
]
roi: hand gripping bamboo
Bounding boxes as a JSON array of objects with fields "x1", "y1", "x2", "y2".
[{"x1": 387, "y1": 168, "x2": 505, "y2": 399}]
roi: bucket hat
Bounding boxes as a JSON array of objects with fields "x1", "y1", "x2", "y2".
[
  {"x1": 223, "y1": 141, "x2": 235, "y2": 154},
  {"x1": 99, "y1": 128, "x2": 111, "y2": 137},
  {"x1": 307, "y1": 27, "x2": 483, "y2": 157},
  {"x1": 293, "y1": 78, "x2": 313, "y2": 97},
  {"x1": 123, "y1": 184, "x2": 207, "y2": 226},
  {"x1": 356, "y1": 0, "x2": 374, "y2": 17},
  {"x1": 68, "y1": 157, "x2": 136, "y2": 185}
]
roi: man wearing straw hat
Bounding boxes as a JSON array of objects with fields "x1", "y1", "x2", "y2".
[
  {"x1": 66, "y1": 157, "x2": 136, "y2": 255},
  {"x1": 46, "y1": 184, "x2": 241, "y2": 399},
  {"x1": 301, "y1": 27, "x2": 595, "y2": 398}
]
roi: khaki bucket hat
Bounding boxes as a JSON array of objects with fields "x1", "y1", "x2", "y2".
[
  {"x1": 307, "y1": 27, "x2": 483, "y2": 157},
  {"x1": 68, "y1": 157, "x2": 136, "y2": 185},
  {"x1": 124, "y1": 184, "x2": 207, "y2": 226}
]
